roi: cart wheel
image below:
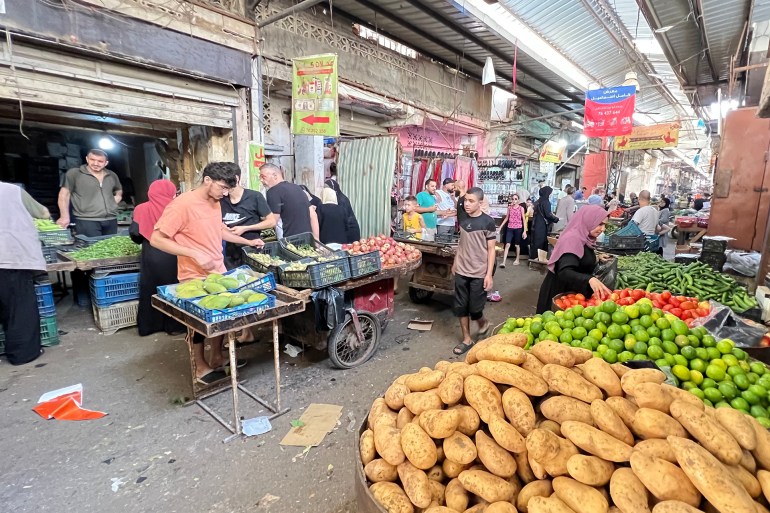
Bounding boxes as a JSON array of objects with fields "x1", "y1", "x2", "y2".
[
  {"x1": 328, "y1": 312, "x2": 381, "y2": 369},
  {"x1": 408, "y1": 287, "x2": 434, "y2": 304}
]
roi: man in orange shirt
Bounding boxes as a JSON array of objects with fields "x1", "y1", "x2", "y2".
[{"x1": 152, "y1": 162, "x2": 264, "y2": 384}]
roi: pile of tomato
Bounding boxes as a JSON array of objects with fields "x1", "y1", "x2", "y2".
[{"x1": 554, "y1": 289, "x2": 711, "y2": 325}]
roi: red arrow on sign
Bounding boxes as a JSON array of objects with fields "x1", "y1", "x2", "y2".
[{"x1": 301, "y1": 114, "x2": 330, "y2": 125}]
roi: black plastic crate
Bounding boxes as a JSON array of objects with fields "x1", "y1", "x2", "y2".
[
  {"x1": 278, "y1": 256, "x2": 351, "y2": 290},
  {"x1": 608, "y1": 233, "x2": 646, "y2": 250},
  {"x1": 347, "y1": 250, "x2": 382, "y2": 279},
  {"x1": 435, "y1": 232, "x2": 460, "y2": 245},
  {"x1": 242, "y1": 242, "x2": 296, "y2": 277},
  {"x1": 699, "y1": 251, "x2": 727, "y2": 272},
  {"x1": 701, "y1": 237, "x2": 729, "y2": 254},
  {"x1": 280, "y1": 232, "x2": 337, "y2": 259}
]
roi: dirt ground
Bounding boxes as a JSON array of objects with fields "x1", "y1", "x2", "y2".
[{"x1": 0, "y1": 263, "x2": 545, "y2": 513}]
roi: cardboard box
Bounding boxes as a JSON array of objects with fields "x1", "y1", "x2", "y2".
[{"x1": 675, "y1": 245, "x2": 696, "y2": 254}]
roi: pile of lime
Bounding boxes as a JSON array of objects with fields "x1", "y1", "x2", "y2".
[{"x1": 499, "y1": 299, "x2": 770, "y2": 426}]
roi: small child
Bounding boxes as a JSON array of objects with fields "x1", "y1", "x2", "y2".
[{"x1": 402, "y1": 196, "x2": 425, "y2": 240}]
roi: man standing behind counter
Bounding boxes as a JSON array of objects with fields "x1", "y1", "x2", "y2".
[
  {"x1": 416, "y1": 179, "x2": 439, "y2": 241},
  {"x1": 56, "y1": 149, "x2": 122, "y2": 236}
]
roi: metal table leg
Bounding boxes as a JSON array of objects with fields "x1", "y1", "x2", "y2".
[{"x1": 227, "y1": 331, "x2": 241, "y2": 436}]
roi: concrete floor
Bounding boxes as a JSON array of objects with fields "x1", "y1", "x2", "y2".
[{"x1": 0, "y1": 262, "x2": 545, "y2": 513}]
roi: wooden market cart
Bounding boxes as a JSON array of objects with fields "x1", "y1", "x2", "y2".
[{"x1": 393, "y1": 235, "x2": 457, "y2": 304}]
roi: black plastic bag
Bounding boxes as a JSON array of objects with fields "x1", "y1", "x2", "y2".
[
  {"x1": 311, "y1": 287, "x2": 346, "y2": 332},
  {"x1": 594, "y1": 256, "x2": 618, "y2": 289},
  {"x1": 692, "y1": 301, "x2": 769, "y2": 348}
]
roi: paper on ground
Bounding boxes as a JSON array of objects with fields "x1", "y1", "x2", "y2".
[
  {"x1": 243, "y1": 416, "x2": 272, "y2": 437},
  {"x1": 280, "y1": 404, "x2": 343, "y2": 447}
]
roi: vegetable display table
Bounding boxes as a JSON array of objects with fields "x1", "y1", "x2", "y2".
[{"x1": 151, "y1": 287, "x2": 306, "y2": 441}]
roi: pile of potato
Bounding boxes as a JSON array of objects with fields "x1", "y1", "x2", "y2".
[{"x1": 358, "y1": 333, "x2": 770, "y2": 513}]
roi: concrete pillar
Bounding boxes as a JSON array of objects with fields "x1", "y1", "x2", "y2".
[{"x1": 294, "y1": 135, "x2": 324, "y2": 194}]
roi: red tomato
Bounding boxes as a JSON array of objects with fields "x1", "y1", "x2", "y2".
[
  {"x1": 671, "y1": 308, "x2": 683, "y2": 318},
  {"x1": 630, "y1": 289, "x2": 645, "y2": 301},
  {"x1": 575, "y1": 293, "x2": 586, "y2": 301},
  {"x1": 685, "y1": 318, "x2": 695, "y2": 327},
  {"x1": 669, "y1": 297, "x2": 681, "y2": 307},
  {"x1": 695, "y1": 308, "x2": 707, "y2": 317},
  {"x1": 662, "y1": 304, "x2": 673, "y2": 312},
  {"x1": 653, "y1": 301, "x2": 663, "y2": 308},
  {"x1": 661, "y1": 291, "x2": 672, "y2": 301},
  {"x1": 676, "y1": 295, "x2": 686, "y2": 302},
  {"x1": 619, "y1": 289, "x2": 630, "y2": 298},
  {"x1": 680, "y1": 301, "x2": 695, "y2": 310}
]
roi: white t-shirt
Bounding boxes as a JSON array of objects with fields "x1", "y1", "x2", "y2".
[
  {"x1": 631, "y1": 205, "x2": 659, "y2": 235},
  {"x1": 435, "y1": 190, "x2": 456, "y2": 227}
]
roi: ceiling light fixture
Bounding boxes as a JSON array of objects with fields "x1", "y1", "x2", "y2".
[{"x1": 98, "y1": 136, "x2": 114, "y2": 151}]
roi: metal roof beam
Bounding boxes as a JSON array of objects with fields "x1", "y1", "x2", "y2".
[{"x1": 693, "y1": 0, "x2": 720, "y2": 82}]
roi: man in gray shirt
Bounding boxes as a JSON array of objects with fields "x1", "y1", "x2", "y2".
[
  {"x1": 56, "y1": 149, "x2": 122, "y2": 237},
  {"x1": 631, "y1": 190, "x2": 659, "y2": 235}
]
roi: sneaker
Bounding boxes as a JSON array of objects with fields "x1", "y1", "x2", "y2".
[{"x1": 487, "y1": 291, "x2": 502, "y2": 302}]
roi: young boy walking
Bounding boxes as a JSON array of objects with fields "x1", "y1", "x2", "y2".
[{"x1": 452, "y1": 187, "x2": 497, "y2": 355}]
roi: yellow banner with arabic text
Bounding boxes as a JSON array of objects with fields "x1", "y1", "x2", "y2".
[{"x1": 614, "y1": 122, "x2": 680, "y2": 151}]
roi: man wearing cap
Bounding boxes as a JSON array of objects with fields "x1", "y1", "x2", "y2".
[{"x1": 436, "y1": 178, "x2": 458, "y2": 236}]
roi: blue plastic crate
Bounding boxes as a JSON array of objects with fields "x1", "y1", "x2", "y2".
[
  {"x1": 90, "y1": 272, "x2": 140, "y2": 308},
  {"x1": 182, "y1": 292, "x2": 276, "y2": 323},
  {"x1": 36, "y1": 282, "x2": 56, "y2": 317}
]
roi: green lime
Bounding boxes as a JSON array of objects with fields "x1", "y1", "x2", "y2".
[
  {"x1": 582, "y1": 307, "x2": 596, "y2": 319},
  {"x1": 756, "y1": 417, "x2": 770, "y2": 428},
  {"x1": 635, "y1": 331, "x2": 651, "y2": 343},
  {"x1": 601, "y1": 300, "x2": 617, "y2": 314},
  {"x1": 574, "y1": 317, "x2": 586, "y2": 328},
  {"x1": 748, "y1": 373, "x2": 760, "y2": 385},
  {"x1": 742, "y1": 390, "x2": 761, "y2": 406},
  {"x1": 559, "y1": 332, "x2": 573, "y2": 344},
  {"x1": 571, "y1": 305, "x2": 584, "y2": 317},
  {"x1": 703, "y1": 399, "x2": 714, "y2": 408},
  {"x1": 711, "y1": 359, "x2": 727, "y2": 370},
  {"x1": 655, "y1": 358, "x2": 670, "y2": 369},
  {"x1": 595, "y1": 322, "x2": 608, "y2": 334},
  {"x1": 706, "y1": 347, "x2": 722, "y2": 361},
  {"x1": 751, "y1": 362, "x2": 767, "y2": 376},
  {"x1": 563, "y1": 311, "x2": 575, "y2": 322},
  {"x1": 700, "y1": 378, "x2": 717, "y2": 390},
  {"x1": 718, "y1": 382, "x2": 738, "y2": 400},
  {"x1": 648, "y1": 337, "x2": 663, "y2": 347},
  {"x1": 609, "y1": 339, "x2": 625, "y2": 353},
  {"x1": 731, "y1": 397, "x2": 751, "y2": 412},
  {"x1": 681, "y1": 346, "x2": 697, "y2": 360},
  {"x1": 687, "y1": 335, "x2": 701, "y2": 348},
  {"x1": 571, "y1": 327, "x2": 587, "y2": 340},
  {"x1": 625, "y1": 305, "x2": 640, "y2": 319},
  {"x1": 664, "y1": 354, "x2": 676, "y2": 365},
  {"x1": 638, "y1": 302, "x2": 653, "y2": 316},
  {"x1": 596, "y1": 312, "x2": 612, "y2": 325},
  {"x1": 526, "y1": 333, "x2": 534, "y2": 347},
  {"x1": 589, "y1": 329, "x2": 604, "y2": 341},
  {"x1": 740, "y1": 361, "x2": 751, "y2": 372},
  {"x1": 570, "y1": 340, "x2": 581, "y2": 347},
  {"x1": 689, "y1": 358, "x2": 707, "y2": 373},
  {"x1": 661, "y1": 329, "x2": 676, "y2": 342},
  {"x1": 630, "y1": 319, "x2": 641, "y2": 328},
  {"x1": 633, "y1": 342, "x2": 648, "y2": 355},
  {"x1": 715, "y1": 401, "x2": 732, "y2": 409},
  {"x1": 701, "y1": 334, "x2": 716, "y2": 347},
  {"x1": 612, "y1": 311, "x2": 629, "y2": 325},
  {"x1": 583, "y1": 319, "x2": 596, "y2": 331},
  {"x1": 689, "y1": 370, "x2": 704, "y2": 386},
  {"x1": 672, "y1": 320, "x2": 689, "y2": 336},
  {"x1": 618, "y1": 351, "x2": 634, "y2": 363},
  {"x1": 727, "y1": 365, "x2": 745, "y2": 378},
  {"x1": 542, "y1": 311, "x2": 556, "y2": 320},
  {"x1": 673, "y1": 354, "x2": 688, "y2": 367},
  {"x1": 732, "y1": 348, "x2": 748, "y2": 361},
  {"x1": 690, "y1": 326, "x2": 707, "y2": 339},
  {"x1": 597, "y1": 344, "x2": 609, "y2": 355},
  {"x1": 758, "y1": 376, "x2": 770, "y2": 390},
  {"x1": 716, "y1": 339, "x2": 735, "y2": 354},
  {"x1": 639, "y1": 315, "x2": 654, "y2": 328},
  {"x1": 647, "y1": 327, "x2": 662, "y2": 339},
  {"x1": 633, "y1": 354, "x2": 649, "y2": 361},
  {"x1": 655, "y1": 317, "x2": 671, "y2": 330},
  {"x1": 543, "y1": 334, "x2": 558, "y2": 342},
  {"x1": 622, "y1": 324, "x2": 632, "y2": 335},
  {"x1": 672, "y1": 365, "x2": 691, "y2": 381},
  {"x1": 674, "y1": 335, "x2": 690, "y2": 348},
  {"x1": 749, "y1": 384, "x2": 768, "y2": 399},
  {"x1": 603, "y1": 348, "x2": 618, "y2": 363},
  {"x1": 706, "y1": 365, "x2": 726, "y2": 381},
  {"x1": 579, "y1": 340, "x2": 594, "y2": 351},
  {"x1": 689, "y1": 388, "x2": 705, "y2": 400},
  {"x1": 530, "y1": 322, "x2": 543, "y2": 336},
  {"x1": 601, "y1": 337, "x2": 612, "y2": 347},
  {"x1": 607, "y1": 324, "x2": 624, "y2": 340},
  {"x1": 647, "y1": 345, "x2": 664, "y2": 360},
  {"x1": 695, "y1": 347, "x2": 709, "y2": 361},
  {"x1": 662, "y1": 341, "x2": 679, "y2": 355},
  {"x1": 545, "y1": 322, "x2": 563, "y2": 337},
  {"x1": 681, "y1": 381, "x2": 696, "y2": 390},
  {"x1": 704, "y1": 387, "x2": 723, "y2": 403}
]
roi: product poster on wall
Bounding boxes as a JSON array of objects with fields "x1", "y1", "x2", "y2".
[
  {"x1": 583, "y1": 86, "x2": 636, "y2": 137},
  {"x1": 248, "y1": 141, "x2": 265, "y2": 191},
  {"x1": 291, "y1": 54, "x2": 339, "y2": 137}
]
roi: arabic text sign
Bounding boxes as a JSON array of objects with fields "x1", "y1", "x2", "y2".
[
  {"x1": 539, "y1": 141, "x2": 567, "y2": 163},
  {"x1": 613, "y1": 123, "x2": 681, "y2": 151},
  {"x1": 584, "y1": 86, "x2": 636, "y2": 138},
  {"x1": 291, "y1": 54, "x2": 339, "y2": 137},
  {"x1": 248, "y1": 141, "x2": 265, "y2": 191}
]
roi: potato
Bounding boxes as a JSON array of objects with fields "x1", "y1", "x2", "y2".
[
  {"x1": 398, "y1": 461, "x2": 433, "y2": 509},
  {"x1": 419, "y1": 410, "x2": 462, "y2": 439},
  {"x1": 435, "y1": 360, "x2": 451, "y2": 372},
  {"x1": 466, "y1": 332, "x2": 527, "y2": 364},
  {"x1": 620, "y1": 368, "x2": 667, "y2": 395},
  {"x1": 402, "y1": 423, "x2": 438, "y2": 470},
  {"x1": 458, "y1": 469, "x2": 516, "y2": 503},
  {"x1": 464, "y1": 374, "x2": 505, "y2": 423},
  {"x1": 517, "y1": 479, "x2": 554, "y2": 513},
  {"x1": 634, "y1": 439, "x2": 677, "y2": 463},
  {"x1": 668, "y1": 435, "x2": 756, "y2": 513},
  {"x1": 366, "y1": 458, "x2": 399, "y2": 482},
  {"x1": 730, "y1": 464, "x2": 762, "y2": 498},
  {"x1": 361, "y1": 429, "x2": 376, "y2": 465},
  {"x1": 661, "y1": 384, "x2": 704, "y2": 411},
  {"x1": 540, "y1": 396, "x2": 594, "y2": 426},
  {"x1": 715, "y1": 407, "x2": 758, "y2": 451},
  {"x1": 740, "y1": 449, "x2": 756, "y2": 473},
  {"x1": 611, "y1": 363, "x2": 632, "y2": 378},
  {"x1": 529, "y1": 495, "x2": 577, "y2": 513},
  {"x1": 502, "y1": 387, "x2": 537, "y2": 436},
  {"x1": 566, "y1": 454, "x2": 614, "y2": 486},
  {"x1": 522, "y1": 353, "x2": 546, "y2": 378},
  {"x1": 758, "y1": 470, "x2": 770, "y2": 503},
  {"x1": 477, "y1": 361, "x2": 549, "y2": 397},
  {"x1": 442, "y1": 459, "x2": 471, "y2": 479},
  {"x1": 423, "y1": 507, "x2": 454, "y2": 513},
  {"x1": 449, "y1": 404, "x2": 481, "y2": 437},
  {"x1": 610, "y1": 467, "x2": 651, "y2": 513},
  {"x1": 386, "y1": 383, "x2": 411, "y2": 410},
  {"x1": 476, "y1": 343, "x2": 527, "y2": 365},
  {"x1": 398, "y1": 407, "x2": 415, "y2": 429},
  {"x1": 529, "y1": 452, "x2": 548, "y2": 480},
  {"x1": 375, "y1": 422, "x2": 406, "y2": 466},
  {"x1": 515, "y1": 450, "x2": 538, "y2": 484},
  {"x1": 542, "y1": 364, "x2": 603, "y2": 403},
  {"x1": 427, "y1": 464, "x2": 445, "y2": 482},
  {"x1": 404, "y1": 391, "x2": 444, "y2": 416},
  {"x1": 486, "y1": 502, "x2": 518, "y2": 513},
  {"x1": 488, "y1": 415, "x2": 527, "y2": 453},
  {"x1": 581, "y1": 357, "x2": 623, "y2": 397},
  {"x1": 629, "y1": 450, "x2": 701, "y2": 507},
  {"x1": 553, "y1": 476, "x2": 609, "y2": 513},
  {"x1": 651, "y1": 501, "x2": 706, "y2": 513},
  {"x1": 538, "y1": 419, "x2": 562, "y2": 436},
  {"x1": 752, "y1": 416, "x2": 770, "y2": 470},
  {"x1": 627, "y1": 382, "x2": 674, "y2": 413},
  {"x1": 560, "y1": 421, "x2": 633, "y2": 462},
  {"x1": 526, "y1": 429, "x2": 561, "y2": 462},
  {"x1": 443, "y1": 432, "x2": 477, "y2": 465},
  {"x1": 370, "y1": 482, "x2": 414, "y2": 513},
  {"x1": 591, "y1": 399, "x2": 634, "y2": 446},
  {"x1": 438, "y1": 372, "x2": 464, "y2": 406},
  {"x1": 447, "y1": 361, "x2": 479, "y2": 378},
  {"x1": 476, "y1": 430, "x2": 518, "y2": 478},
  {"x1": 445, "y1": 478, "x2": 469, "y2": 512},
  {"x1": 570, "y1": 347, "x2": 593, "y2": 364},
  {"x1": 606, "y1": 396, "x2": 639, "y2": 429},
  {"x1": 429, "y1": 480, "x2": 446, "y2": 505},
  {"x1": 531, "y1": 341, "x2": 576, "y2": 368},
  {"x1": 464, "y1": 504, "x2": 490, "y2": 513},
  {"x1": 632, "y1": 408, "x2": 688, "y2": 440},
  {"x1": 369, "y1": 397, "x2": 398, "y2": 429},
  {"x1": 669, "y1": 400, "x2": 742, "y2": 466}
]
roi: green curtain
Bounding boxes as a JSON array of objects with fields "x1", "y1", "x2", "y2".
[{"x1": 337, "y1": 136, "x2": 398, "y2": 238}]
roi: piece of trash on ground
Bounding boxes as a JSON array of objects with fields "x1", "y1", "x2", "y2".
[
  {"x1": 290, "y1": 419, "x2": 305, "y2": 428},
  {"x1": 280, "y1": 404, "x2": 343, "y2": 447},
  {"x1": 243, "y1": 416, "x2": 272, "y2": 437},
  {"x1": 110, "y1": 477, "x2": 125, "y2": 492},
  {"x1": 256, "y1": 493, "x2": 280, "y2": 509},
  {"x1": 407, "y1": 319, "x2": 433, "y2": 331},
  {"x1": 33, "y1": 384, "x2": 107, "y2": 421},
  {"x1": 283, "y1": 343, "x2": 302, "y2": 357}
]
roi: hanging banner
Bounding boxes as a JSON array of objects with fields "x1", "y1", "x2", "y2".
[
  {"x1": 613, "y1": 122, "x2": 681, "y2": 151},
  {"x1": 539, "y1": 141, "x2": 567, "y2": 163},
  {"x1": 584, "y1": 86, "x2": 636, "y2": 138},
  {"x1": 291, "y1": 54, "x2": 339, "y2": 137},
  {"x1": 248, "y1": 141, "x2": 265, "y2": 191}
]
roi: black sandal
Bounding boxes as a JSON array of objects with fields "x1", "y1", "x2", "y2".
[
  {"x1": 453, "y1": 341, "x2": 476, "y2": 355},
  {"x1": 195, "y1": 370, "x2": 227, "y2": 385}
]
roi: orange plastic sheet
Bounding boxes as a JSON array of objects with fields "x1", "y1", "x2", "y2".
[{"x1": 32, "y1": 384, "x2": 107, "y2": 421}]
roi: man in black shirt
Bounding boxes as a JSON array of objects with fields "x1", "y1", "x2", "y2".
[
  {"x1": 259, "y1": 163, "x2": 319, "y2": 239},
  {"x1": 221, "y1": 170, "x2": 275, "y2": 269}
]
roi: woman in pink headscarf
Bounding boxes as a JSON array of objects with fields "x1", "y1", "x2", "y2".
[
  {"x1": 129, "y1": 180, "x2": 182, "y2": 336},
  {"x1": 536, "y1": 205, "x2": 612, "y2": 313}
]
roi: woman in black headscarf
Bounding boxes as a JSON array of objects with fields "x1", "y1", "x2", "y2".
[
  {"x1": 325, "y1": 178, "x2": 361, "y2": 243},
  {"x1": 529, "y1": 186, "x2": 560, "y2": 262}
]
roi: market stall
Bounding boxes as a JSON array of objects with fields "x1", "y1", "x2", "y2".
[{"x1": 393, "y1": 234, "x2": 457, "y2": 304}]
